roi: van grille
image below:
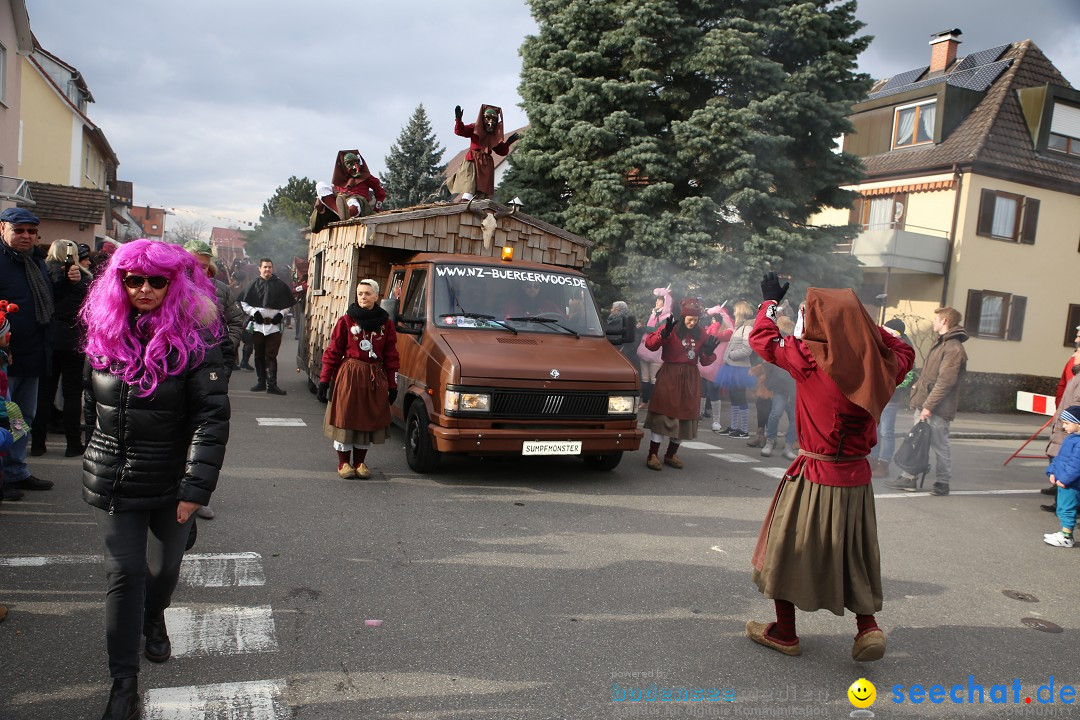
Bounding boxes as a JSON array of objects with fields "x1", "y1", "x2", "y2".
[{"x1": 491, "y1": 391, "x2": 608, "y2": 419}]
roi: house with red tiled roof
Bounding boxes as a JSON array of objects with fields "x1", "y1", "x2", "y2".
[
  {"x1": 814, "y1": 30, "x2": 1080, "y2": 408},
  {"x1": 210, "y1": 226, "x2": 248, "y2": 266},
  {"x1": 128, "y1": 205, "x2": 167, "y2": 241}
]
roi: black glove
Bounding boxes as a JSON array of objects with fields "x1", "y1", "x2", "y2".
[
  {"x1": 388, "y1": 388, "x2": 398, "y2": 405},
  {"x1": 660, "y1": 314, "x2": 676, "y2": 339},
  {"x1": 761, "y1": 272, "x2": 790, "y2": 304},
  {"x1": 506, "y1": 132, "x2": 520, "y2": 145},
  {"x1": 272, "y1": 313, "x2": 284, "y2": 325},
  {"x1": 455, "y1": 105, "x2": 463, "y2": 121},
  {"x1": 701, "y1": 336, "x2": 720, "y2": 356},
  {"x1": 317, "y1": 382, "x2": 329, "y2": 403},
  {"x1": 252, "y1": 311, "x2": 264, "y2": 323}
]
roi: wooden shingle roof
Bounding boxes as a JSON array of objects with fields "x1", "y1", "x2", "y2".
[{"x1": 18, "y1": 182, "x2": 107, "y2": 225}]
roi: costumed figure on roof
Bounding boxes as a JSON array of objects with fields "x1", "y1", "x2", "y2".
[
  {"x1": 641, "y1": 297, "x2": 720, "y2": 471},
  {"x1": 745, "y1": 273, "x2": 915, "y2": 663},
  {"x1": 447, "y1": 104, "x2": 520, "y2": 199},
  {"x1": 310, "y1": 151, "x2": 386, "y2": 232}
]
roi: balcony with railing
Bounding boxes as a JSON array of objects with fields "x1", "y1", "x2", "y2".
[{"x1": 841, "y1": 223, "x2": 950, "y2": 275}]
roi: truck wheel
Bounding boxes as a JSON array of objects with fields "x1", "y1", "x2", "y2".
[
  {"x1": 406, "y1": 403, "x2": 441, "y2": 473},
  {"x1": 583, "y1": 452, "x2": 623, "y2": 471}
]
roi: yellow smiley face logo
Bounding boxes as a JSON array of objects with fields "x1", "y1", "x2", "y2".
[{"x1": 848, "y1": 678, "x2": 876, "y2": 708}]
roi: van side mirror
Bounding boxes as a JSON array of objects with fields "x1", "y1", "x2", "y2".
[{"x1": 396, "y1": 316, "x2": 423, "y2": 336}]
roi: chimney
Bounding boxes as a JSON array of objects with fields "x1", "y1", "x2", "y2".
[{"x1": 929, "y1": 28, "x2": 962, "y2": 74}]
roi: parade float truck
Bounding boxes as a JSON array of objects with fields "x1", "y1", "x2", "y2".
[{"x1": 299, "y1": 199, "x2": 642, "y2": 472}]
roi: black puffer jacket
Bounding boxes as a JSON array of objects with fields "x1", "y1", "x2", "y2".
[{"x1": 82, "y1": 344, "x2": 230, "y2": 513}]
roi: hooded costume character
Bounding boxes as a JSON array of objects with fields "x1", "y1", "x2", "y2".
[
  {"x1": 744, "y1": 282, "x2": 914, "y2": 662},
  {"x1": 447, "y1": 104, "x2": 518, "y2": 198},
  {"x1": 320, "y1": 150, "x2": 386, "y2": 226}
]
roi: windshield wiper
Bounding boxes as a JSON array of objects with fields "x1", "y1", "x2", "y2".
[
  {"x1": 446, "y1": 311, "x2": 517, "y2": 335},
  {"x1": 504, "y1": 316, "x2": 579, "y2": 337}
]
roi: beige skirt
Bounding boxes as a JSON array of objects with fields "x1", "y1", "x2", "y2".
[{"x1": 751, "y1": 472, "x2": 882, "y2": 616}]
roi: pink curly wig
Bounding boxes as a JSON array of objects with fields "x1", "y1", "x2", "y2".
[{"x1": 81, "y1": 239, "x2": 222, "y2": 396}]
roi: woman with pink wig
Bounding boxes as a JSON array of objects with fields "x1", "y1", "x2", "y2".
[{"x1": 80, "y1": 239, "x2": 230, "y2": 720}]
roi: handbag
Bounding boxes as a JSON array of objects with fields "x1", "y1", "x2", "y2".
[{"x1": 892, "y1": 419, "x2": 932, "y2": 487}]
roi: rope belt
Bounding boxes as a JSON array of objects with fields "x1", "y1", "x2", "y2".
[{"x1": 797, "y1": 449, "x2": 869, "y2": 463}]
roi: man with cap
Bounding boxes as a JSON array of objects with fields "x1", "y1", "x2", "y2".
[
  {"x1": 0, "y1": 208, "x2": 82, "y2": 498},
  {"x1": 186, "y1": 239, "x2": 244, "y2": 377}
]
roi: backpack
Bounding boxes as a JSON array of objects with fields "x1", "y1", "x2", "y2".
[{"x1": 892, "y1": 419, "x2": 932, "y2": 486}]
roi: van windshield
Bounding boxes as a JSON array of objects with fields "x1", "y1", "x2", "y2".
[{"x1": 432, "y1": 264, "x2": 605, "y2": 336}]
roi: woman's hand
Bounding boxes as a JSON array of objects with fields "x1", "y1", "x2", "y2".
[{"x1": 177, "y1": 501, "x2": 201, "y2": 524}]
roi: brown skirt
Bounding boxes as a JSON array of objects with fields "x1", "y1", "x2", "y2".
[
  {"x1": 643, "y1": 363, "x2": 700, "y2": 440},
  {"x1": 751, "y1": 472, "x2": 882, "y2": 616},
  {"x1": 323, "y1": 358, "x2": 390, "y2": 446}
]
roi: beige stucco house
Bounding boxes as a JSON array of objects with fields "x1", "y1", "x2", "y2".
[
  {"x1": 0, "y1": 0, "x2": 33, "y2": 210},
  {"x1": 815, "y1": 30, "x2": 1080, "y2": 409}
]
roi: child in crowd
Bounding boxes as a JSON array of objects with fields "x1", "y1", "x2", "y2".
[
  {"x1": 1044, "y1": 404, "x2": 1080, "y2": 548},
  {"x1": 0, "y1": 299, "x2": 21, "y2": 623}
]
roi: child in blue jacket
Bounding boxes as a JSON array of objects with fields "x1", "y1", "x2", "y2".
[{"x1": 1045, "y1": 404, "x2": 1080, "y2": 547}]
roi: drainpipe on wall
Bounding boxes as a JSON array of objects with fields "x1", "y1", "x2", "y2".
[{"x1": 940, "y1": 164, "x2": 963, "y2": 308}]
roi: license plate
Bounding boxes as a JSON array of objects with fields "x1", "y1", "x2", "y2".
[{"x1": 522, "y1": 440, "x2": 582, "y2": 456}]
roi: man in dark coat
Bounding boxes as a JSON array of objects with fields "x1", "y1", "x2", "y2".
[
  {"x1": 0, "y1": 208, "x2": 82, "y2": 499},
  {"x1": 238, "y1": 258, "x2": 295, "y2": 395}
]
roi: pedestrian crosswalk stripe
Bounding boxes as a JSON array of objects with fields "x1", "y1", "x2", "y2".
[
  {"x1": 679, "y1": 441, "x2": 722, "y2": 450},
  {"x1": 166, "y1": 605, "x2": 278, "y2": 657},
  {"x1": 256, "y1": 417, "x2": 306, "y2": 426},
  {"x1": 707, "y1": 453, "x2": 758, "y2": 463},
  {"x1": 754, "y1": 467, "x2": 788, "y2": 479},
  {"x1": 179, "y1": 553, "x2": 265, "y2": 587},
  {"x1": 143, "y1": 679, "x2": 289, "y2": 720},
  {"x1": 0, "y1": 554, "x2": 100, "y2": 566}
]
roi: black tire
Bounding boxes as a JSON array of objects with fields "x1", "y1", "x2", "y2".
[
  {"x1": 583, "y1": 452, "x2": 623, "y2": 471},
  {"x1": 405, "y1": 402, "x2": 441, "y2": 473}
]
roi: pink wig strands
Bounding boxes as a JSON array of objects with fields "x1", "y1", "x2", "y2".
[{"x1": 81, "y1": 239, "x2": 222, "y2": 396}]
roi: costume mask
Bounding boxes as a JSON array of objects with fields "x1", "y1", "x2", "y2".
[
  {"x1": 483, "y1": 108, "x2": 499, "y2": 133},
  {"x1": 343, "y1": 153, "x2": 363, "y2": 178}
]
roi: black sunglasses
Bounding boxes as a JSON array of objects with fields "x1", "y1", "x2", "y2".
[{"x1": 123, "y1": 274, "x2": 169, "y2": 290}]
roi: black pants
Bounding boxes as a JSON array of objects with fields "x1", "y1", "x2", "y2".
[
  {"x1": 31, "y1": 348, "x2": 85, "y2": 449},
  {"x1": 94, "y1": 505, "x2": 193, "y2": 678},
  {"x1": 253, "y1": 331, "x2": 283, "y2": 386}
]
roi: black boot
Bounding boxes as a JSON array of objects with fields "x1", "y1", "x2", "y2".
[
  {"x1": 101, "y1": 677, "x2": 139, "y2": 720},
  {"x1": 143, "y1": 614, "x2": 171, "y2": 663}
]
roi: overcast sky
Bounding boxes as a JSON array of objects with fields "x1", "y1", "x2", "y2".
[{"x1": 23, "y1": 0, "x2": 1080, "y2": 234}]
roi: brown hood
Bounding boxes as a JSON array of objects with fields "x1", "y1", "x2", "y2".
[{"x1": 442, "y1": 331, "x2": 637, "y2": 385}]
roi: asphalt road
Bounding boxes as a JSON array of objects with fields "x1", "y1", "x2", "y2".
[{"x1": 1, "y1": 333, "x2": 1077, "y2": 720}]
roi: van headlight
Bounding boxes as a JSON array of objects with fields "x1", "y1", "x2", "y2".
[
  {"x1": 445, "y1": 390, "x2": 491, "y2": 412},
  {"x1": 607, "y1": 396, "x2": 636, "y2": 414}
]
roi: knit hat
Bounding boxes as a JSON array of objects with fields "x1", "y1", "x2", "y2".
[
  {"x1": 884, "y1": 318, "x2": 906, "y2": 336},
  {"x1": 1060, "y1": 405, "x2": 1080, "y2": 425},
  {"x1": 679, "y1": 297, "x2": 703, "y2": 317},
  {"x1": 0, "y1": 208, "x2": 39, "y2": 225},
  {"x1": 77, "y1": 243, "x2": 91, "y2": 260},
  {"x1": 184, "y1": 239, "x2": 213, "y2": 257},
  {"x1": 0, "y1": 299, "x2": 19, "y2": 338}
]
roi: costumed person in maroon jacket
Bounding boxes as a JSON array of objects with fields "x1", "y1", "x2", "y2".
[
  {"x1": 313, "y1": 151, "x2": 386, "y2": 231},
  {"x1": 641, "y1": 297, "x2": 720, "y2": 471},
  {"x1": 447, "y1": 104, "x2": 520, "y2": 199},
  {"x1": 745, "y1": 273, "x2": 915, "y2": 662},
  {"x1": 317, "y1": 279, "x2": 400, "y2": 479}
]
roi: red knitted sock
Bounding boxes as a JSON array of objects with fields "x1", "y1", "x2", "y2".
[
  {"x1": 771, "y1": 599, "x2": 798, "y2": 642},
  {"x1": 855, "y1": 614, "x2": 880, "y2": 638},
  {"x1": 336, "y1": 450, "x2": 351, "y2": 469},
  {"x1": 353, "y1": 448, "x2": 368, "y2": 466},
  {"x1": 665, "y1": 441, "x2": 680, "y2": 459},
  {"x1": 649, "y1": 441, "x2": 661, "y2": 456}
]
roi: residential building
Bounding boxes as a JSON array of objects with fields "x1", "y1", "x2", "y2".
[
  {"x1": 211, "y1": 226, "x2": 248, "y2": 266},
  {"x1": 0, "y1": 0, "x2": 33, "y2": 209},
  {"x1": 815, "y1": 30, "x2": 1080, "y2": 410},
  {"x1": 128, "y1": 205, "x2": 167, "y2": 241}
]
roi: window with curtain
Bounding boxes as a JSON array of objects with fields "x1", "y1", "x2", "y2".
[
  {"x1": 893, "y1": 100, "x2": 936, "y2": 148},
  {"x1": 976, "y1": 189, "x2": 1038, "y2": 244},
  {"x1": 966, "y1": 290, "x2": 1026, "y2": 341}
]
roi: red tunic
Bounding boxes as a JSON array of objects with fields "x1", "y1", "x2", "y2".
[
  {"x1": 453, "y1": 119, "x2": 513, "y2": 196},
  {"x1": 749, "y1": 304, "x2": 915, "y2": 487},
  {"x1": 643, "y1": 326, "x2": 717, "y2": 420},
  {"x1": 319, "y1": 315, "x2": 400, "y2": 387},
  {"x1": 333, "y1": 175, "x2": 387, "y2": 205}
]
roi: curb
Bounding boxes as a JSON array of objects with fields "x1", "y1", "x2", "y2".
[{"x1": 950, "y1": 433, "x2": 1049, "y2": 441}]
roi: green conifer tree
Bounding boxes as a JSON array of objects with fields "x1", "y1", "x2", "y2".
[
  {"x1": 381, "y1": 104, "x2": 447, "y2": 209},
  {"x1": 508, "y1": 0, "x2": 871, "y2": 304}
]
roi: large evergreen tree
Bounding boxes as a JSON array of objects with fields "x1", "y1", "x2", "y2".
[
  {"x1": 504, "y1": 0, "x2": 871, "y2": 304},
  {"x1": 247, "y1": 176, "x2": 317, "y2": 269},
  {"x1": 380, "y1": 104, "x2": 447, "y2": 209}
]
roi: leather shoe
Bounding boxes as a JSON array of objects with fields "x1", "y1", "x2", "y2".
[
  {"x1": 852, "y1": 629, "x2": 886, "y2": 661},
  {"x1": 250, "y1": 382, "x2": 266, "y2": 392},
  {"x1": 1, "y1": 487, "x2": 23, "y2": 501},
  {"x1": 266, "y1": 385, "x2": 287, "y2": 395},
  {"x1": 1041, "y1": 503, "x2": 1057, "y2": 512},
  {"x1": 143, "y1": 614, "x2": 171, "y2": 662},
  {"x1": 338, "y1": 463, "x2": 356, "y2": 479},
  {"x1": 745, "y1": 620, "x2": 801, "y2": 656},
  {"x1": 663, "y1": 454, "x2": 684, "y2": 469},
  {"x1": 1041, "y1": 485, "x2": 1057, "y2": 495},
  {"x1": 9, "y1": 475, "x2": 53, "y2": 491},
  {"x1": 646, "y1": 454, "x2": 662, "y2": 471},
  {"x1": 355, "y1": 463, "x2": 371, "y2": 479},
  {"x1": 100, "y1": 676, "x2": 139, "y2": 720},
  {"x1": 65, "y1": 443, "x2": 86, "y2": 457}
]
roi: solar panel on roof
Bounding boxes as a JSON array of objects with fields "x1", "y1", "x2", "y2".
[
  {"x1": 954, "y1": 44, "x2": 1009, "y2": 72},
  {"x1": 867, "y1": 58, "x2": 1012, "y2": 100},
  {"x1": 877, "y1": 66, "x2": 928, "y2": 94}
]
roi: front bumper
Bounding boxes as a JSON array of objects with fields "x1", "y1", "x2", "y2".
[{"x1": 429, "y1": 423, "x2": 643, "y2": 455}]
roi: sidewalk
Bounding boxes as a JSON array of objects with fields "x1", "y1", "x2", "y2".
[{"x1": 946, "y1": 411, "x2": 1051, "y2": 440}]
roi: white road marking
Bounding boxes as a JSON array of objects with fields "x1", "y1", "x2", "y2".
[
  {"x1": 707, "y1": 453, "x2": 758, "y2": 463},
  {"x1": 166, "y1": 605, "x2": 278, "y2": 657},
  {"x1": 179, "y1": 553, "x2": 265, "y2": 587},
  {"x1": 875, "y1": 489, "x2": 1041, "y2": 499},
  {"x1": 753, "y1": 467, "x2": 788, "y2": 479},
  {"x1": 0, "y1": 554, "x2": 101, "y2": 566},
  {"x1": 256, "y1": 417, "x2": 306, "y2": 426},
  {"x1": 143, "y1": 680, "x2": 289, "y2": 720},
  {"x1": 679, "y1": 441, "x2": 721, "y2": 450}
]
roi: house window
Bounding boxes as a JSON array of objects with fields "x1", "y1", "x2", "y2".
[
  {"x1": 311, "y1": 251, "x2": 324, "y2": 293},
  {"x1": 0, "y1": 43, "x2": 7, "y2": 104},
  {"x1": 855, "y1": 193, "x2": 906, "y2": 229},
  {"x1": 1049, "y1": 101, "x2": 1080, "y2": 157},
  {"x1": 965, "y1": 290, "x2": 1026, "y2": 340},
  {"x1": 1064, "y1": 304, "x2": 1080, "y2": 347},
  {"x1": 893, "y1": 100, "x2": 936, "y2": 148},
  {"x1": 976, "y1": 189, "x2": 1039, "y2": 244}
]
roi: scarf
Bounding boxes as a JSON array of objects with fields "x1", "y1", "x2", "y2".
[
  {"x1": 4, "y1": 243, "x2": 53, "y2": 325},
  {"x1": 801, "y1": 288, "x2": 899, "y2": 421},
  {"x1": 346, "y1": 302, "x2": 389, "y2": 331},
  {"x1": 238, "y1": 274, "x2": 295, "y2": 310}
]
